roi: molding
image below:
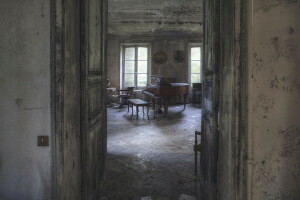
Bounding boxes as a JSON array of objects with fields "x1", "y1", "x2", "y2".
[{"x1": 108, "y1": 33, "x2": 203, "y2": 41}]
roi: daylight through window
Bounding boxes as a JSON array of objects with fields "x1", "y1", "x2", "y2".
[
  {"x1": 122, "y1": 44, "x2": 149, "y2": 88},
  {"x1": 189, "y1": 46, "x2": 202, "y2": 84}
]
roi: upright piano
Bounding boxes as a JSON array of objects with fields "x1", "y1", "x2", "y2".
[{"x1": 142, "y1": 75, "x2": 189, "y2": 116}]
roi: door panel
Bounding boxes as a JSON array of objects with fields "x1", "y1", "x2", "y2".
[
  {"x1": 52, "y1": 0, "x2": 82, "y2": 199},
  {"x1": 200, "y1": 0, "x2": 220, "y2": 199},
  {"x1": 81, "y1": 0, "x2": 107, "y2": 199}
]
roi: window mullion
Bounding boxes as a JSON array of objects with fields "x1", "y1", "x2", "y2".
[
  {"x1": 122, "y1": 46, "x2": 125, "y2": 88},
  {"x1": 135, "y1": 46, "x2": 138, "y2": 88}
]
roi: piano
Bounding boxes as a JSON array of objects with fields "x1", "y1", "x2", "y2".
[{"x1": 142, "y1": 75, "x2": 189, "y2": 116}]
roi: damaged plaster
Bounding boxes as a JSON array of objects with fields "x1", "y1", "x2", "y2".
[
  {"x1": 108, "y1": 0, "x2": 202, "y2": 36},
  {"x1": 249, "y1": 0, "x2": 300, "y2": 199}
]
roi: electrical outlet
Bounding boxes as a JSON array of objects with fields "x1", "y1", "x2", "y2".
[{"x1": 37, "y1": 136, "x2": 49, "y2": 146}]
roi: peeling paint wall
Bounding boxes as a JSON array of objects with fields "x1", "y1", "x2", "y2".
[
  {"x1": 0, "y1": 0, "x2": 51, "y2": 199},
  {"x1": 248, "y1": 1, "x2": 300, "y2": 199},
  {"x1": 108, "y1": 0, "x2": 203, "y2": 36}
]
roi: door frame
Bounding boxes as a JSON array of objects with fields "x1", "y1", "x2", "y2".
[{"x1": 200, "y1": 0, "x2": 249, "y2": 199}]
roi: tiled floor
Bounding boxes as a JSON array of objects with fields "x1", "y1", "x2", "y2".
[{"x1": 100, "y1": 104, "x2": 202, "y2": 200}]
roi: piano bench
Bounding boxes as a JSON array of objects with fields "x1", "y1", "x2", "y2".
[{"x1": 127, "y1": 99, "x2": 150, "y2": 119}]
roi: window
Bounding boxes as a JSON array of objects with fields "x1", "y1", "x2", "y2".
[
  {"x1": 189, "y1": 44, "x2": 202, "y2": 84},
  {"x1": 121, "y1": 44, "x2": 150, "y2": 89}
]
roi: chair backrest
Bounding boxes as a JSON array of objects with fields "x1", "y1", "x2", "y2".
[
  {"x1": 192, "y1": 83, "x2": 202, "y2": 89},
  {"x1": 127, "y1": 87, "x2": 135, "y2": 97}
]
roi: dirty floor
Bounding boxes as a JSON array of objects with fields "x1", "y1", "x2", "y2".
[{"x1": 100, "y1": 104, "x2": 202, "y2": 200}]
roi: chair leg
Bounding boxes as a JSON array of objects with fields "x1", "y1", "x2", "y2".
[{"x1": 147, "y1": 105, "x2": 149, "y2": 119}]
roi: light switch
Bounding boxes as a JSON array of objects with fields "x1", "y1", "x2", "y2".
[{"x1": 37, "y1": 136, "x2": 49, "y2": 146}]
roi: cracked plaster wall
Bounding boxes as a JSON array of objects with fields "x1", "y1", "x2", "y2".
[
  {"x1": 249, "y1": 0, "x2": 300, "y2": 199},
  {"x1": 0, "y1": 0, "x2": 51, "y2": 199}
]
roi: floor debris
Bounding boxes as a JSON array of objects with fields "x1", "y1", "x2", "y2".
[
  {"x1": 141, "y1": 197, "x2": 152, "y2": 200},
  {"x1": 176, "y1": 170, "x2": 198, "y2": 181},
  {"x1": 156, "y1": 197, "x2": 170, "y2": 200},
  {"x1": 97, "y1": 194, "x2": 108, "y2": 200},
  {"x1": 179, "y1": 194, "x2": 197, "y2": 200}
]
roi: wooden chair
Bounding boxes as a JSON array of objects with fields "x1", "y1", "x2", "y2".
[
  {"x1": 117, "y1": 87, "x2": 135, "y2": 108},
  {"x1": 192, "y1": 83, "x2": 202, "y2": 106}
]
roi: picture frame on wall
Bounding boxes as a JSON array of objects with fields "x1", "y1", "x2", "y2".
[
  {"x1": 153, "y1": 51, "x2": 168, "y2": 64},
  {"x1": 174, "y1": 50, "x2": 185, "y2": 63}
]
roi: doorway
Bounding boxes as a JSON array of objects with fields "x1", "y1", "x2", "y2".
[
  {"x1": 51, "y1": 0, "x2": 247, "y2": 199},
  {"x1": 102, "y1": 0, "x2": 204, "y2": 199}
]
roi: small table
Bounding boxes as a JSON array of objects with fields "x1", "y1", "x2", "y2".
[{"x1": 127, "y1": 99, "x2": 149, "y2": 119}]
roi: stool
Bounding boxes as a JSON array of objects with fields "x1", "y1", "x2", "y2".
[{"x1": 127, "y1": 99, "x2": 149, "y2": 119}]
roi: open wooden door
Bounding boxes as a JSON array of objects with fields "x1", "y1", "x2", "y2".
[
  {"x1": 200, "y1": 0, "x2": 220, "y2": 199},
  {"x1": 52, "y1": 0, "x2": 107, "y2": 199},
  {"x1": 81, "y1": 0, "x2": 107, "y2": 199}
]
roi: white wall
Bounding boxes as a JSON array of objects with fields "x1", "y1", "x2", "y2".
[
  {"x1": 0, "y1": 0, "x2": 51, "y2": 199},
  {"x1": 248, "y1": 1, "x2": 300, "y2": 199}
]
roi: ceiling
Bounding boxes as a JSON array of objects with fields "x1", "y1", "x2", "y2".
[{"x1": 108, "y1": 0, "x2": 203, "y2": 37}]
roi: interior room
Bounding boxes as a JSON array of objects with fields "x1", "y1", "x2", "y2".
[
  {"x1": 103, "y1": 0, "x2": 203, "y2": 199},
  {"x1": 0, "y1": 0, "x2": 299, "y2": 200}
]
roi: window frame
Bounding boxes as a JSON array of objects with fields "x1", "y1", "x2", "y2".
[
  {"x1": 120, "y1": 43, "x2": 151, "y2": 89},
  {"x1": 188, "y1": 43, "x2": 202, "y2": 85}
]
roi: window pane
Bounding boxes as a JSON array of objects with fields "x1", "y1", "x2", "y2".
[
  {"x1": 137, "y1": 74, "x2": 147, "y2": 87},
  {"x1": 138, "y1": 61, "x2": 147, "y2": 73},
  {"x1": 191, "y1": 47, "x2": 201, "y2": 60},
  {"x1": 191, "y1": 73, "x2": 201, "y2": 83},
  {"x1": 125, "y1": 47, "x2": 135, "y2": 60},
  {"x1": 191, "y1": 61, "x2": 200, "y2": 73},
  {"x1": 124, "y1": 74, "x2": 134, "y2": 87},
  {"x1": 138, "y1": 47, "x2": 148, "y2": 60},
  {"x1": 125, "y1": 61, "x2": 135, "y2": 73}
]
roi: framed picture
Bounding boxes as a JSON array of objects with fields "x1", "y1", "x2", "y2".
[
  {"x1": 174, "y1": 50, "x2": 185, "y2": 63},
  {"x1": 153, "y1": 51, "x2": 168, "y2": 64}
]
